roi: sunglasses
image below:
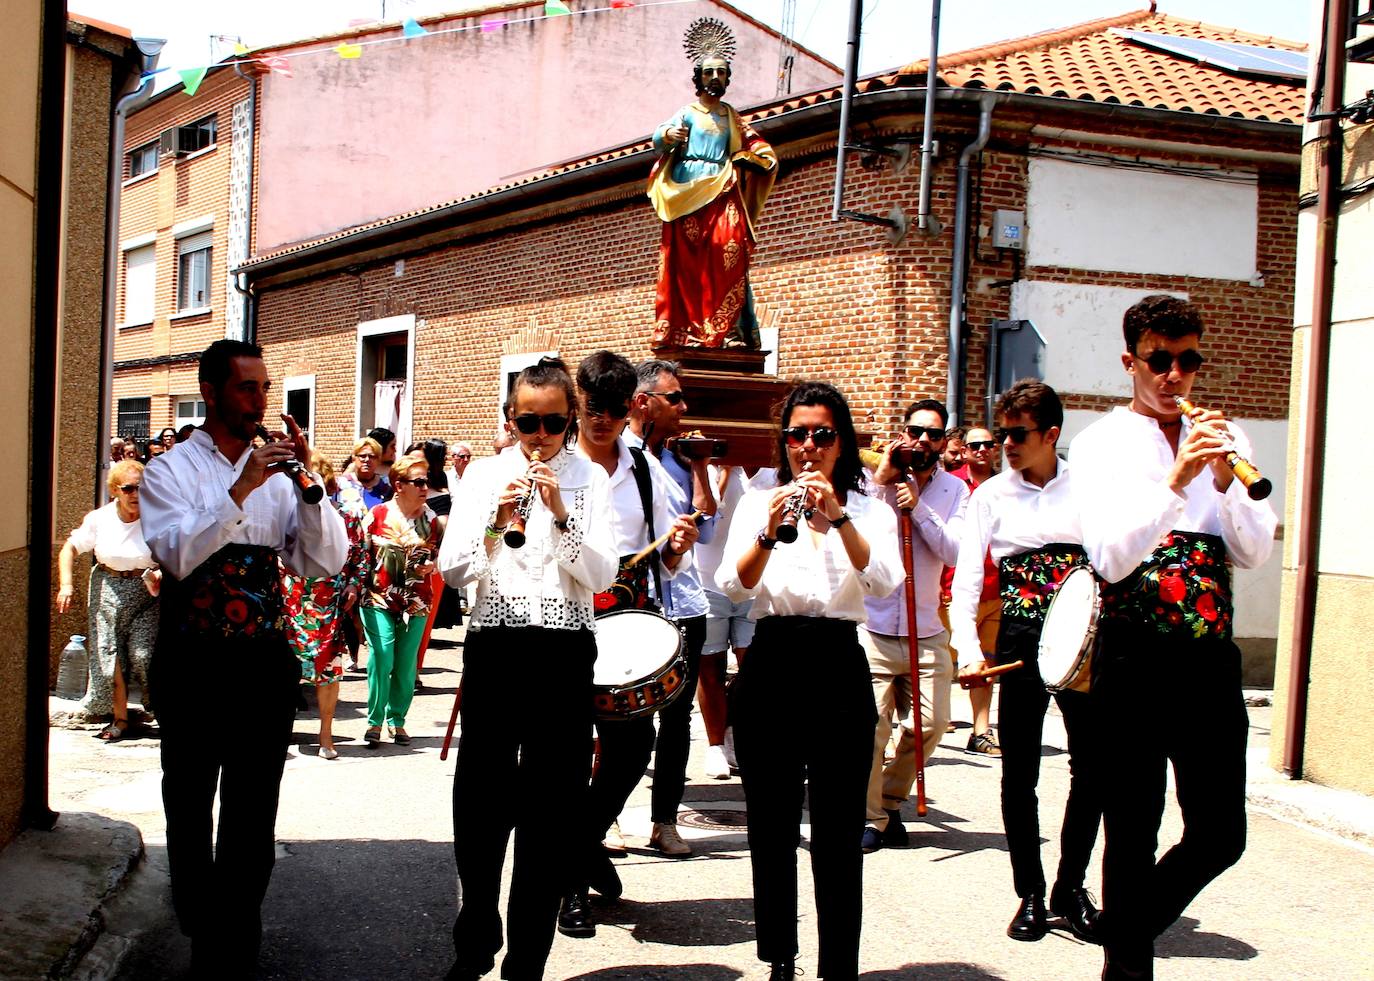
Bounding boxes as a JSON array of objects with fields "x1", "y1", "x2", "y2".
[
  {"x1": 783, "y1": 425, "x2": 839, "y2": 449},
  {"x1": 1139, "y1": 349, "x2": 1205, "y2": 375},
  {"x1": 965, "y1": 440, "x2": 997, "y2": 451},
  {"x1": 118, "y1": 484, "x2": 140, "y2": 493},
  {"x1": 994, "y1": 426, "x2": 1041, "y2": 445},
  {"x1": 397, "y1": 477, "x2": 430, "y2": 490},
  {"x1": 905, "y1": 425, "x2": 945, "y2": 441},
  {"x1": 584, "y1": 399, "x2": 629, "y2": 419},
  {"x1": 645, "y1": 390, "x2": 686, "y2": 406},
  {"x1": 513, "y1": 412, "x2": 570, "y2": 436},
  {"x1": 453, "y1": 454, "x2": 471, "y2": 461}
]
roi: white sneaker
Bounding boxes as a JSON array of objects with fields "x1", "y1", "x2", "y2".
[
  {"x1": 723, "y1": 727, "x2": 738, "y2": 770},
  {"x1": 704, "y1": 743, "x2": 731, "y2": 780},
  {"x1": 602, "y1": 820, "x2": 627, "y2": 854},
  {"x1": 650, "y1": 821, "x2": 691, "y2": 856}
]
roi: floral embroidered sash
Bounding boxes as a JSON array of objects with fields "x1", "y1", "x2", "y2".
[
  {"x1": 998, "y1": 543, "x2": 1090, "y2": 624},
  {"x1": 166, "y1": 543, "x2": 284, "y2": 639},
  {"x1": 593, "y1": 555, "x2": 659, "y2": 617},
  {"x1": 1100, "y1": 531, "x2": 1233, "y2": 641}
]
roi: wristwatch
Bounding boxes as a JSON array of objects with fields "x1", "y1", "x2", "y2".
[
  {"x1": 756, "y1": 530, "x2": 777, "y2": 551},
  {"x1": 829, "y1": 510, "x2": 852, "y2": 530}
]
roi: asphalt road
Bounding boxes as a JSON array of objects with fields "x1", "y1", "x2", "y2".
[{"x1": 52, "y1": 627, "x2": 1374, "y2": 981}]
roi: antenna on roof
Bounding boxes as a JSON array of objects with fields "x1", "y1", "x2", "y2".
[{"x1": 776, "y1": 0, "x2": 798, "y2": 96}]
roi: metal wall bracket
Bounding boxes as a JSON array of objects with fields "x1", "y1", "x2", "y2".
[{"x1": 837, "y1": 205, "x2": 908, "y2": 244}]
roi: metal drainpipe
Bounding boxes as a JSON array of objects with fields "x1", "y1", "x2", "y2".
[
  {"x1": 97, "y1": 39, "x2": 163, "y2": 507},
  {"x1": 946, "y1": 95, "x2": 994, "y2": 425},
  {"x1": 1284, "y1": 0, "x2": 1347, "y2": 779},
  {"x1": 916, "y1": 0, "x2": 942, "y2": 232},
  {"x1": 829, "y1": 0, "x2": 864, "y2": 221},
  {"x1": 232, "y1": 63, "x2": 258, "y2": 343}
]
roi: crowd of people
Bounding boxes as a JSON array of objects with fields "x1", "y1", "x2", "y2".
[{"x1": 61, "y1": 293, "x2": 1272, "y2": 981}]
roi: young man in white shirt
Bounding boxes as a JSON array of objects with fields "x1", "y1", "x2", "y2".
[
  {"x1": 1069, "y1": 295, "x2": 1276, "y2": 981},
  {"x1": 953, "y1": 380, "x2": 1103, "y2": 947},
  {"x1": 861, "y1": 399, "x2": 968, "y2": 852}
]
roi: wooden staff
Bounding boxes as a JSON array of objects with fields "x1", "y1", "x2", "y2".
[
  {"x1": 626, "y1": 509, "x2": 704, "y2": 566},
  {"x1": 898, "y1": 507, "x2": 928, "y2": 817},
  {"x1": 440, "y1": 681, "x2": 463, "y2": 761}
]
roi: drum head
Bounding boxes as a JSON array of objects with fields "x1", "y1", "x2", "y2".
[
  {"x1": 593, "y1": 609, "x2": 684, "y2": 686},
  {"x1": 1038, "y1": 567, "x2": 1098, "y2": 687}
]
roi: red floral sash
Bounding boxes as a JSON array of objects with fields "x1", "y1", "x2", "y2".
[
  {"x1": 997, "y1": 543, "x2": 1089, "y2": 623},
  {"x1": 166, "y1": 544, "x2": 285, "y2": 639},
  {"x1": 1100, "y1": 531, "x2": 1233, "y2": 641},
  {"x1": 593, "y1": 555, "x2": 659, "y2": 617}
]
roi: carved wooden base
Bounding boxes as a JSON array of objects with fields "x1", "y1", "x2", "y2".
[{"x1": 656, "y1": 347, "x2": 788, "y2": 469}]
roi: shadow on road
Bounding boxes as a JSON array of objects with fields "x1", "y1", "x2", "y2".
[
  {"x1": 862, "y1": 965, "x2": 1005, "y2": 980},
  {"x1": 565, "y1": 965, "x2": 743, "y2": 980},
  {"x1": 1157, "y1": 915, "x2": 1258, "y2": 961},
  {"x1": 593, "y1": 897, "x2": 756, "y2": 946}
]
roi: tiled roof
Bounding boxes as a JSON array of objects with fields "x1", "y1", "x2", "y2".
[{"x1": 245, "y1": 7, "x2": 1305, "y2": 269}]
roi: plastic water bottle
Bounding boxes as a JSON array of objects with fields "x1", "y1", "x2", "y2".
[{"x1": 54, "y1": 635, "x2": 88, "y2": 701}]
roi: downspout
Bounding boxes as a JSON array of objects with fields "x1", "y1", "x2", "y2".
[
  {"x1": 829, "y1": 0, "x2": 863, "y2": 220},
  {"x1": 946, "y1": 95, "x2": 994, "y2": 424},
  {"x1": 97, "y1": 38, "x2": 163, "y2": 507},
  {"x1": 1284, "y1": 0, "x2": 1347, "y2": 779},
  {"x1": 232, "y1": 61, "x2": 258, "y2": 343},
  {"x1": 916, "y1": 0, "x2": 942, "y2": 232}
]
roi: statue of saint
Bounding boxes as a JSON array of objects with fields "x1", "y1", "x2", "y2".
[{"x1": 648, "y1": 18, "x2": 778, "y2": 350}]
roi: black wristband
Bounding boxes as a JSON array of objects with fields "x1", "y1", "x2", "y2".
[
  {"x1": 829, "y1": 511, "x2": 852, "y2": 530},
  {"x1": 756, "y1": 530, "x2": 777, "y2": 551}
]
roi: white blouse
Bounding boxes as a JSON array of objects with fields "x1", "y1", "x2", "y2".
[
  {"x1": 439, "y1": 446, "x2": 617, "y2": 632},
  {"x1": 67, "y1": 501, "x2": 155, "y2": 571},
  {"x1": 715, "y1": 485, "x2": 903, "y2": 622}
]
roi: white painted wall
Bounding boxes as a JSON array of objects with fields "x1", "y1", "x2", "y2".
[
  {"x1": 1025, "y1": 157, "x2": 1259, "y2": 281},
  {"x1": 1316, "y1": 316, "x2": 1374, "y2": 579},
  {"x1": 1009, "y1": 281, "x2": 1188, "y2": 397}
]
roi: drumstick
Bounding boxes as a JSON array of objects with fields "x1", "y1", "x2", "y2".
[
  {"x1": 975, "y1": 660, "x2": 1023, "y2": 680},
  {"x1": 626, "y1": 510, "x2": 704, "y2": 566},
  {"x1": 439, "y1": 681, "x2": 463, "y2": 761}
]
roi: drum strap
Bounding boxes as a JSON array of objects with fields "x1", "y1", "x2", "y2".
[{"x1": 628, "y1": 447, "x2": 664, "y2": 606}]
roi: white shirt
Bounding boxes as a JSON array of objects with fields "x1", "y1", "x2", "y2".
[
  {"x1": 1068, "y1": 407, "x2": 1276, "y2": 582},
  {"x1": 140, "y1": 428, "x2": 349, "y2": 581},
  {"x1": 716, "y1": 486, "x2": 903, "y2": 622},
  {"x1": 949, "y1": 462, "x2": 1084, "y2": 668},
  {"x1": 575, "y1": 436, "x2": 689, "y2": 579},
  {"x1": 697, "y1": 466, "x2": 776, "y2": 588},
  {"x1": 439, "y1": 446, "x2": 617, "y2": 632},
  {"x1": 862, "y1": 467, "x2": 968, "y2": 639},
  {"x1": 66, "y1": 501, "x2": 155, "y2": 571}
]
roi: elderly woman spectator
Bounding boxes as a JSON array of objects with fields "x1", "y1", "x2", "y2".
[
  {"x1": 280, "y1": 453, "x2": 369, "y2": 759},
  {"x1": 338, "y1": 436, "x2": 391, "y2": 510},
  {"x1": 360, "y1": 450, "x2": 441, "y2": 747},
  {"x1": 55, "y1": 460, "x2": 160, "y2": 741}
]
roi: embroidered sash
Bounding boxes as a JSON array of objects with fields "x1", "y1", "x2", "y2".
[
  {"x1": 998, "y1": 543, "x2": 1089, "y2": 624},
  {"x1": 166, "y1": 543, "x2": 285, "y2": 639},
  {"x1": 593, "y1": 555, "x2": 659, "y2": 617},
  {"x1": 1100, "y1": 531, "x2": 1233, "y2": 641}
]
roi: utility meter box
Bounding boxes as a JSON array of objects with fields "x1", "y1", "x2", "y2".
[{"x1": 992, "y1": 209, "x2": 1025, "y2": 251}]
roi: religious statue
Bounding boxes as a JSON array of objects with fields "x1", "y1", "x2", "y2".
[{"x1": 648, "y1": 18, "x2": 778, "y2": 350}]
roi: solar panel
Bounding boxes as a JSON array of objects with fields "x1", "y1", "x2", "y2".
[{"x1": 1114, "y1": 29, "x2": 1309, "y2": 81}]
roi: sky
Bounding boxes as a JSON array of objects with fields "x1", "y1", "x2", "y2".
[{"x1": 72, "y1": 0, "x2": 1315, "y2": 92}]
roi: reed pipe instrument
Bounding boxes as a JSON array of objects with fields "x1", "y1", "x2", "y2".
[
  {"x1": 775, "y1": 462, "x2": 812, "y2": 544},
  {"x1": 503, "y1": 449, "x2": 542, "y2": 548},
  {"x1": 255, "y1": 426, "x2": 324, "y2": 504},
  {"x1": 1173, "y1": 396, "x2": 1272, "y2": 501}
]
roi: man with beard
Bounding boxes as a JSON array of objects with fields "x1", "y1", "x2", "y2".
[
  {"x1": 860, "y1": 399, "x2": 968, "y2": 852},
  {"x1": 140, "y1": 339, "x2": 348, "y2": 975},
  {"x1": 648, "y1": 18, "x2": 777, "y2": 349}
]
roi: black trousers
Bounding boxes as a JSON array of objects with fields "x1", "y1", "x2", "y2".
[
  {"x1": 150, "y1": 629, "x2": 298, "y2": 978},
  {"x1": 452, "y1": 626, "x2": 596, "y2": 980},
  {"x1": 583, "y1": 613, "x2": 706, "y2": 845},
  {"x1": 733, "y1": 617, "x2": 875, "y2": 980},
  {"x1": 996, "y1": 620, "x2": 1101, "y2": 900},
  {"x1": 1093, "y1": 621, "x2": 1248, "y2": 969}
]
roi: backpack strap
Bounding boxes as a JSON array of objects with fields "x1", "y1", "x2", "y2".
[{"x1": 628, "y1": 446, "x2": 664, "y2": 607}]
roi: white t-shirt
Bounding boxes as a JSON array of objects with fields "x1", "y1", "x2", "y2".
[{"x1": 67, "y1": 501, "x2": 156, "y2": 571}]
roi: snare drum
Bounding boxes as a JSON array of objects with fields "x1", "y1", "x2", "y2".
[
  {"x1": 592, "y1": 609, "x2": 688, "y2": 720},
  {"x1": 1036, "y1": 566, "x2": 1100, "y2": 694}
]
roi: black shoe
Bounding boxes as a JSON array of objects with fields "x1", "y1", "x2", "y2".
[
  {"x1": 881, "y1": 809, "x2": 908, "y2": 847},
  {"x1": 1007, "y1": 894, "x2": 1048, "y2": 941},
  {"x1": 768, "y1": 961, "x2": 796, "y2": 980},
  {"x1": 1051, "y1": 885, "x2": 1103, "y2": 945},
  {"x1": 556, "y1": 892, "x2": 595, "y2": 938},
  {"x1": 1102, "y1": 948, "x2": 1153, "y2": 980},
  {"x1": 443, "y1": 964, "x2": 485, "y2": 981},
  {"x1": 587, "y1": 849, "x2": 623, "y2": 900},
  {"x1": 861, "y1": 826, "x2": 882, "y2": 854}
]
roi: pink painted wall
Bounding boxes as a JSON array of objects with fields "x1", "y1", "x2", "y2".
[{"x1": 255, "y1": 0, "x2": 840, "y2": 251}]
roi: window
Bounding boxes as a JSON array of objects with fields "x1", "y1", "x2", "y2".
[
  {"x1": 127, "y1": 141, "x2": 158, "y2": 178},
  {"x1": 284, "y1": 375, "x2": 316, "y2": 442},
  {"x1": 174, "y1": 398, "x2": 206, "y2": 427},
  {"x1": 117, "y1": 398, "x2": 151, "y2": 443},
  {"x1": 179, "y1": 115, "x2": 216, "y2": 153},
  {"x1": 176, "y1": 231, "x2": 212, "y2": 312},
  {"x1": 122, "y1": 243, "x2": 155, "y2": 326},
  {"x1": 355, "y1": 315, "x2": 414, "y2": 448}
]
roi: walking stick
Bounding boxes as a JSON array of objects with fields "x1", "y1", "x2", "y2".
[
  {"x1": 440, "y1": 681, "x2": 463, "y2": 761},
  {"x1": 898, "y1": 506, "x2": 928, "y2": 817}
]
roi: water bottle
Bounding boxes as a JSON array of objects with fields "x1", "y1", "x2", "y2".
[{"x1": 54, "y1": 634, "x2": 89, "y2": 701}]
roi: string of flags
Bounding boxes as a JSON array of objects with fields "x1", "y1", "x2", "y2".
[{"x1": 151, "y1": 0, "x2": 690, "y2": 97}]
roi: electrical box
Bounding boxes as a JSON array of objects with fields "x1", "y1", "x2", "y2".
[{"x1": 992, "y1": 209, "x2": 1025, "y2": 251}]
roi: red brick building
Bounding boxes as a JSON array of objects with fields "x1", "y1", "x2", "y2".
[{"x1": 240, "y1": 8, "x2": 1304, "y2": 660}]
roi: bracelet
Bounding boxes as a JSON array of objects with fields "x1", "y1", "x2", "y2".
[
  {"x1": 755, "y1": 530, "x2": 777, "y2": 551},
  {"x1": 829, "y1": 511, "x2": 852, "y2": 530},
  {"x1": 484, "y1": 524, "x2": 505, "y2": 540},
  {"x1": 554, "y1": 516, "x2": 571, "y2": 532}
]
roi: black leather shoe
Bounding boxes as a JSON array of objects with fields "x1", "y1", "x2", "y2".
[
  {"x1": 1007, "y1": 894, "x2": 1048, "y2": 941},
  {"x1": 557, "y1": 892, "x2": 595, "y2": 938},
  {"x1": 1051, "y1": 885, "x2": 1103, "y2": 945},
  {"x1": 587, "y1": 849, "x2": 623, "y2": 900},
  {"x1": 881, "y1": 809, "x2": 908, "y2": 847},
  {"x1": 768, "y1": 960, "x2": 796, "y2": 980}
]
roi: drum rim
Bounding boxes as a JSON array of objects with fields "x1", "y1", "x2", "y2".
[{"x1": 1038, "y1": 566, "x2": 1100, "y2": 690}]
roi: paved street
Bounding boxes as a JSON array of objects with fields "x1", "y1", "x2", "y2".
[{"x1": 53, "y1": 627, "x2": 1374, "y2": 981}]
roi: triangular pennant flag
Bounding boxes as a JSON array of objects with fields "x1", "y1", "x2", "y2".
[
  {"x1": 611, "y1": 0, "x2": 635, "y2": 7},
  {"x1": 544, "y1": 0, "x2": 571, "y2": 16},
  {"x1": 335, "y1": 42, "x2": 363, "y2": 59},
  {"x1": 233, "y1": 42, "x2": 250, "y2": 55},
  {"x1": 258, "y1": 55, "x2": 293, "y2": 78},
  {"x1": 481, "y1": 18, "x2": 507, "y2": 32},
  {"x1": 178, "y1": 66, "x2": 209, "y2": 96},
  {"x1": 402, "y1": 17, "x2": 428, "y2": 38}
]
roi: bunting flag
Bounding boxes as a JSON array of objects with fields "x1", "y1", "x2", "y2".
[
  {"x1": 402, "y1": 17, "x2": 428, "y2": 38},
  {"x1": 335, "y1": 42, "x2": 363, "y2": 59},
  {"x1": 481, "y1": 18, "x2": 507, "y2": 32},
  {"x1": 179, "y1": 66, "x2": 209, "y2": 95},
  {"x1": 258, "y1": 55, "x2": 293, "y2": 77},
  {"x1": 611, "y1": 0, "x2": 635, "y2": 6},
  {"x1": 544, "y1": 1, "x2": 572, "y2": 15},
  {"x1": 233, "y1": 41, "x2": 250, "y2": 55}
]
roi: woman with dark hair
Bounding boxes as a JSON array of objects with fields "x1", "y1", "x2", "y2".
[
  {"x1": 438, "y1": 356, "x2": 616, "y2": 981},
  {"x1": 413, "y1": 438, "x2": 457, "y2": 684},
  {"x1": 717, "y1": 380, "x2": 903, "y2": 981},
  {"x1": 157, "y1": 427, "x2": 178, "y2": 451}
]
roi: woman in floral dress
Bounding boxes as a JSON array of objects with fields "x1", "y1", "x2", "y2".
[
  {"x1": 361, "y1": 451, "x2": 441, "y2": 747},
  {"x1": 280, "y1": 453, "x2": 368, "y2": 758}
]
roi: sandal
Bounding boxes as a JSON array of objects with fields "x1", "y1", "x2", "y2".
[
  {"x1": 97, "y1": 720, "x2": 128, "y2": 742},
  {"x1": 364, "y1": 726, "x2": 382, "y2": 748}
]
